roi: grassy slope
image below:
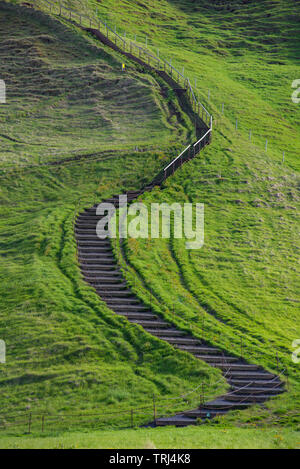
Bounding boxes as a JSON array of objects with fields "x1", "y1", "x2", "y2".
[
  {"x1": 48, "y1": 0, "x2": 300, "y2": 170},
  {"x1": 81, "y1": 0, "x2": 300, "y2": 427},
  {"x1": 0, "y1": 0, "x2": 299, "y2": 447},
  {"x1": 0, "y1": 2, "x2": 191, "y2": 167},
  {"x1": 0, "y1": 2, "x2": 223, "y2": 433}
]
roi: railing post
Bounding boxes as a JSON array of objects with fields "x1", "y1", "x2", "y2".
[
  {"x1": 131, "y1": 409, "x2": 134, "y2": 428},
  {"x1": 153, "y1": 394, "x2": 157, "y2": 423},
  {"x1": 28, "y1": 413, "x2": 32, "y2": 434}
]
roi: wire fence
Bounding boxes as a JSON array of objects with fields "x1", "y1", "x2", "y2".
[
  {"x1": 31, "y1": 0, "x2": 213, "y2": 176},
  {"x1": 33, "y1": 0, "x2": 211, "y2": 125},
  {"x1": 0, "y1": 361, "x2": 287, "y2": 433}
]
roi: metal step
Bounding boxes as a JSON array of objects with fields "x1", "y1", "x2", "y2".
[
  {"x1": 77, "y1": 241, "x2": 111, "y2": 246},
  {"x1": 200, "y1": 399, "x2": 252, "y2": 410},
  {"x1": 77, "y1": 246, "x2": 112, "y2": 252},
  {"x1": 112, "y1": 306, "x2": 150, "y2": 314},
  {"x1": 225, "y1": 394, "x2": 271, "y2": 403},
  {"x1": 195, "y1": 355, "x2": 239, "y2": 363},
  {"x1": 81, "y1": 267, "x2": 119, "y2": 274},
  {"x1": 108, "y1": 303, "x2": 149, "y2": 311},
  {"x1": 183, "y1": 408, "x2": 228, "y2": 419},
  {"x1": 81, "y1": 265, "x2": 118, "y2": 272},
  {"x1": 95, "y1": 283, "x2": 128, "y2": 291},
  {"x1": 116, "y1": 312, "x2": 158, "y2": 320},
  {"x1": 230, "y1": 385, "x2": 284, "y2": 395},
  {"x1": 100, "y1": 292, "x2": 135, "y2": 298},
  {"x1": 159, "y1": 337, "x2": 201, "y2": 345},
  {"x1": 156, "y1": 416, "x2": 196, "y2": 427},
  {"x1": 86, "y1": 276, "x2": 123, "y2": 284},
  {"x1": 79, "y1": 259, "x2": 114, "y2": 265},
  {"x1": 78, "y1": 255, "x2": 115, "y2": 260},
  {"x1": 134, "y1": 320, "x2": 170, "y2": 328},
  {"x1": 176, "y1": 345, "x2": 221, "y2": 355},
  {"x1": 145, "y1": 329, "x2": 187, "y2": 337},
  {"x1": 229, "y1": 378, "x2": 282, "y2": 387},
  {"x1": 226, "y1": 370, "x2": 277, "y2": 380},
  {"x1": 215, "y1": 363, "x2": 261, "y2": 372},
  {"x1": 102, "y1": 297, "x2": 140, "y2": 304}
]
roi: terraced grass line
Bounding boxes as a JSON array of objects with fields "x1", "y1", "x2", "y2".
[{"x1": 74, "y1": 27, "x2": 285, "y2": 426}]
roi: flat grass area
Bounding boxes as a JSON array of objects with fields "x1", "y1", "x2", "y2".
[{"x1": 0, "y1": 425, "x2": 299, "y2": 449}]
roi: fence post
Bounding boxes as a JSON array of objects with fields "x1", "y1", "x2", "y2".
[
  {"x1": 153, "y1": 394, "x2": 156, "y2": 423},
  {"x1": 265, "y1": 139, "x2": 268, "y2": 152},
  {"x1": 282, "y1": 151, "x2": 285, "y2": 163},
  {"x1": 131, "y1": 409, "x2": 134, "y2": 428},
  {"x1": 249, "y1": 130, "x2": 252, "y2": 141},
  {"x1": 28, "y1": 413, "x2": 32, "y2": 434},
  {"x1": 222, "y1": 103, "x2": 224, "y2": 114},
  {"x1": 236, "y1": 118, "x2": 238, "y2": 130}
]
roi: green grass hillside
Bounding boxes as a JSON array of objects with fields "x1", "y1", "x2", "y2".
[
  {"x1": 51, "y1": 0, "x2": 300, "y2": 169},
  {"x1": 0, "y1": 2, "x2": 223, "y2": 433},
  {"x1": 0, "y1": 2, "x2": 192, "y2": 167},
  {"x1": 0, "y1": 0, "x2": 299, "y2": 447}
]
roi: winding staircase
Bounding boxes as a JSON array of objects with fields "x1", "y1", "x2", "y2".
[
  {"x1": 71, "y1": 12, "x2": 285, "y2": 427},
  {"x1": 75, "y1": 183, "x2": 284, "y2": 427}
]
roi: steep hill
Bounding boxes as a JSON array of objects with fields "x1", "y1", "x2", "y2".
[{"x1": 0, "y1": 0, "x2": 299, "y2": 439}]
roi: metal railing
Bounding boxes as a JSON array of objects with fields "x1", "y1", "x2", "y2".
[
  {"x1": 30, "y1": 0, "x2": 213, "y2": 184},
  {"x1": 33, "y1": 0, "x2": 212, "y2": 129}
]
